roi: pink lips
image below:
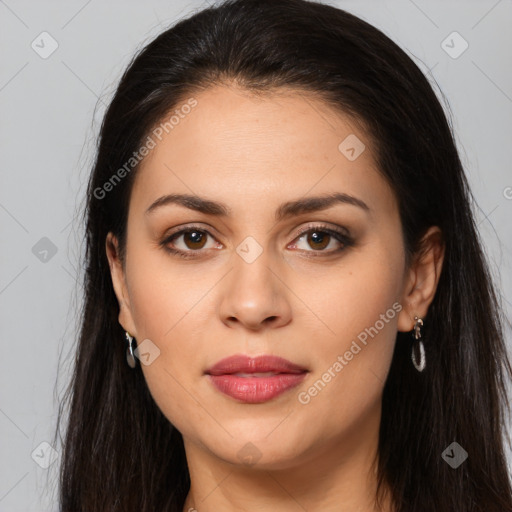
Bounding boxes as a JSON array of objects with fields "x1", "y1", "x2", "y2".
[{"x1": 205, "y1": 354, "x2": 308, "y2": 403}]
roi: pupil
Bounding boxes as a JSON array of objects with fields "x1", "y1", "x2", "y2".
[
  {"x1": 308, "y1": 231, "x2": 329, "y2": 249},
  {"x1": 186, "y1": 231, "x2": 204, "y2": 248}
]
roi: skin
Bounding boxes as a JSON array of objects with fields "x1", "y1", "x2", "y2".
[{"x1": 106, "y1": 84, "x2": 444, "y2": 512}]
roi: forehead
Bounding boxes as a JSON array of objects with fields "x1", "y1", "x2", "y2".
[{"x1": 129, "y1": 84, "x2": 397, "y2": 224}]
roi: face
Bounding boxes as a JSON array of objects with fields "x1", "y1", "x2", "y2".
[{"x1": 107, "y1": 84, "x2": 428, "y2": 471}]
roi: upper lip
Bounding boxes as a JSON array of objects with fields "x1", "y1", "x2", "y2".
[{"x1": 205, "y1": 354, "x2": 308, "y2": 376}]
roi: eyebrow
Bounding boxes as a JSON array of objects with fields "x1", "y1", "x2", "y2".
[{"x1": 145, "y1": 192, "x2": 370, "y2": 221}]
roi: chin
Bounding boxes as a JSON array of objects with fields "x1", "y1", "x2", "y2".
[{"x1": 205, "y1": 432, "x2": 310, "y2": 471}]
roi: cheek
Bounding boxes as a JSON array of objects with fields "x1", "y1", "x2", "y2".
[
  {"x1": 293, "y1": 247, "x2": 403, "y2": 349},
  {"x1": 124, "y1": 248, "x2": 214, "y2": 430},
  {"x1": 126, "y1": 244, "x2": 208, "y2": 339},
  {"x1": 292, "y1": 294, "x2": 399, "y2": 445},
  {"x1": 294, "y1": 246, "x2": 402, "y2": 405}
]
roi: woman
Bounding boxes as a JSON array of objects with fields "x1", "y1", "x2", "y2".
[{"x1": 54, "y1": 0, "x2": 512, "y2": 510}]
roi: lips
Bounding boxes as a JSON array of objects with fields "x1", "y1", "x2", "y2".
[
  {"x1": 205, "y1": 354, "x2": 308, "y2": 403},
  {"x1": 205, "y1": 354, "x2": 308, "y2": 376}
]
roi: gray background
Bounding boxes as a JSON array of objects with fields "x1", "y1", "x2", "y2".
[{"x1": 1, "y1": 0, "x2": 511, "y2": 510}]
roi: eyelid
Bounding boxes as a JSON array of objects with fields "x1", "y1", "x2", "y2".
[
  {"x1": 292, "y1": 222, "x2": 351, "y2": 239},
  {"x1": 164, "y1": 223, "x2": 214, "y2": 238},
  {"x1": 164, "y1": 221, "x2": 350, "y2": 240}
]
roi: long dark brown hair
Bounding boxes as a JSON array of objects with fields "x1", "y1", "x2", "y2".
[{"x1": 53, "y1": 0, "x2": 512, "y2": 510}]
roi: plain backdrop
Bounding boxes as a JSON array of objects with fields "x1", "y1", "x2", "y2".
[{"x1": 1, "y1": 0, "x2": 511, "y2": 510}]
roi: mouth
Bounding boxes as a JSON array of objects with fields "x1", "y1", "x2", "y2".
[
  {"x1": 229, "y1": 371, "x2": 288, "y2": 377},
  {"x1": 205, "y1": 354, "x2": 309, "y2": 403},
  {"x1": 205, "y1": 354, "x2": 308, "y2": 376}
]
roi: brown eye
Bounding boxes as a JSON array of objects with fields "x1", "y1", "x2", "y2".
[
  {"x1": 181, "y1": 230, "x2": 207, "y2": 250},
  {"x1": 161, "y1": 223, "x2": 353, "y2": 260},
  {"x1": 161, "y1": 226, "x2": 222, "y2": 259},
  {"x1": 306, "y1": 231, "x2": 331, "y2": 250},
  {"x1": 290, "y1": 225, "x2": 352, "y2": 254}
]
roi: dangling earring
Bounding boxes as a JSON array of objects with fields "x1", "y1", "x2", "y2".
[
  {"x1": 125, "y1": 331, "x2": 137, "y2": 369},
  {"x1": 411, "y1": 316, "x2": 425, "y2": 372}
]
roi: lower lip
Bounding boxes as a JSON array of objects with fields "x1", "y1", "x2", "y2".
[{"x1": 207, "y1": 373, "x2": 307, "y2": 403}]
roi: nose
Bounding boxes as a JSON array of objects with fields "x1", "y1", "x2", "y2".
[{"x1": 218, "y1": 249, "x2": 292, "y2": 331}]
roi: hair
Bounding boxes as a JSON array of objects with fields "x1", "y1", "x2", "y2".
[{"x1": 53, "y1": 0, "x2": 512, "y2": 510}]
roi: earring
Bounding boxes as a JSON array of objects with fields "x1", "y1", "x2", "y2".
[
  {"x1": 411, "y1": 316, "x2": 425, "y2": 372},
  {"x1": 125, "y1": 331, "x2": 137, "y2": 369}
]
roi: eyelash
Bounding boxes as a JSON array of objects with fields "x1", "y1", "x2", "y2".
[{"x1": 160, "y1": 223, "x2": 354, "y2": 260}]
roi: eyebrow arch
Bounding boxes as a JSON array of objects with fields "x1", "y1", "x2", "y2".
[{"x1": 145, "y1": 192, "x2": 370, "y2": 221}]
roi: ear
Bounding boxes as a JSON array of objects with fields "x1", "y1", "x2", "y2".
[
  {"x1": 105, "y1": 232, "x2": 138, "y2": 338},
  {"x1": 397, "y1": 226, "x2": 445, "y2": 332}
]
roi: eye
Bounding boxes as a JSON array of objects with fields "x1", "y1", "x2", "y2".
[
  {"x1": 160, "y1": 223, "x2": 354, "y2": 259},
  {"x1": 288, "y1": 224, "x2": 353, "y2": 256},
  {"x1": 161, "y1": 225, "x2": 221, "y2": 259}
]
